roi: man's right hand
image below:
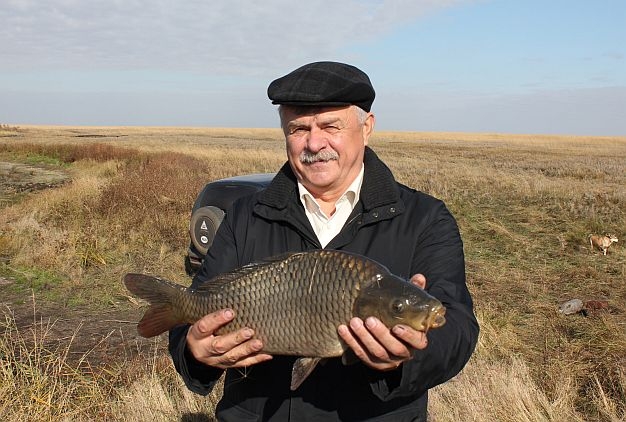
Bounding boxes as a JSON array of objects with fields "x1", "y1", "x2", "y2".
[{"x1": 186, "y1": 308, "x2": 273, "y2": 369}]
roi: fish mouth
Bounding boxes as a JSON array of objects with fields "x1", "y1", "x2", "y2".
[{"x1": 426, "y1": 306, "x2": 446, "y2": 329}]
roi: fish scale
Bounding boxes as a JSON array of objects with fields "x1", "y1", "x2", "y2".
[{"x1": 204, "y1": 251, "x2": 366, "y2": 356}]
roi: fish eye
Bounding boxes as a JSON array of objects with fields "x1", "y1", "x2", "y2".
[{"x1": 391, "y1": 300, "x2": 404, "y2": 314}]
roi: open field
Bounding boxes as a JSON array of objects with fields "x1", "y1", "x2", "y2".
[{"x1": 1, "y1": 125, "x2": 625, "y2": 421}]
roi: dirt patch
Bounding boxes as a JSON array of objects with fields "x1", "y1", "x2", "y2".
[
  {"x1": 0, "y1": 161, "x2": 69, "y2": 206},
  {"x1": 1, "y1": 286, "x2": 164, "y2": 368}
]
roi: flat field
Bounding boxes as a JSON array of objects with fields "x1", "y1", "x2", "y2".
[{"x1": 1, "y1": 125, "x2": 625, "y2": 421}]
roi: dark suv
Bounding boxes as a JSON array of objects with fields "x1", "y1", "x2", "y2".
[{"x1": 185, "y1": 173, "x2": 274, "y2": 275}]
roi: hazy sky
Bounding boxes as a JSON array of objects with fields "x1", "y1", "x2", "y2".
[{"x1": 1, "y1": 0, "x2": 625, "y2": 135}]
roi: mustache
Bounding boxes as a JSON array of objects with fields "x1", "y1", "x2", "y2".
[{"x1": 299, "y1": 150, "x2": 339, "y2": 164}]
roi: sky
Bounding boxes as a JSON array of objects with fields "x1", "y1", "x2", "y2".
[{"x1": 1, "y1": 0, "x2": 625, "y2": 136}]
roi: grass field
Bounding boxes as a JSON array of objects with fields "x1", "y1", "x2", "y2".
[{"x1": 1, "y1": 125, "x2": 625, "y2": 421}]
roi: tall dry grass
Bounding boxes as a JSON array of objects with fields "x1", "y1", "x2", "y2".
[
  {"x1": 0, "y1": 302, "x2": 221, "y2": 421},
  {"x1": 429, "y1": 310, "x2": 626, "y2": 422},
  {"x1": 0, "y1": 302, "x2": 110, "y2": 420},
  {"x1": 1, "y1": 126, "x2": 625, "y2": 420}
]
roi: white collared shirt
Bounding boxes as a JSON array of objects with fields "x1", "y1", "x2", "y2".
[{"x1": 298, "y1": 165, "x2": 364, "y2": 248}]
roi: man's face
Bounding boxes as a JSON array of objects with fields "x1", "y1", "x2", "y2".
[{"x1": 281, "y1": 105, "x2": 375, "y2": 197}]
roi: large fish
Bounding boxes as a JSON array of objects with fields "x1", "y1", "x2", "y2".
[{"x1": 123, "y1": 250, "x2": 446, "y2": 390}]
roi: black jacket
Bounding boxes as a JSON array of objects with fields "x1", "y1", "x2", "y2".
[{"x1": 169, "y1": 147, "x2": 478, "y2": 421}]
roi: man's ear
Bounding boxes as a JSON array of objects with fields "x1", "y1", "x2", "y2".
[{"x1": 362, "y1": 112, "x2": 375, "y2": 146}]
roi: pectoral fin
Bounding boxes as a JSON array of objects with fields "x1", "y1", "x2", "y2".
[
  {"x1": 291, "y1": 357, "x2": 322, "y2": 390},
  {"x1": 341, "y1": 349, "x2": 360, "y2": 366}
]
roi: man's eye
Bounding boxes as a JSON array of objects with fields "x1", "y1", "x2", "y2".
[{"x1": 289, "y1": 127, "x2": 307, "y2": 135}]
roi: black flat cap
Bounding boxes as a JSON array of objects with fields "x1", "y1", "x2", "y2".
[{"x1": 267, "y1": 61, "x2": 375, "y2": 112}]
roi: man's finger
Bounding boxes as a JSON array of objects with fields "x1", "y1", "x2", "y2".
[
  {"x1": 218, "y1": 353, "x2": 273, "y2": 369},
  {"x1": 410, "y1": 273, "x2": 426, "y2": 289},
  {"x1": 338, "y1": 322, "x2": 368, "y2": 361},
  {"x1": 354, "y1": 317, "x2": 391, "y2": 362},
  {"x1": 189, "y1": 308, "x2": 234, "y2": 339},
  {"x1": 365, "y1": 317, "x2": 411, "y2": 359},
  {"x1": 208, "y1": 338, "x2": 273, "y2": 369},
  {"x1": 208, "y1": 327, "x2": 255, "y2": 355},
  {"x1": 339, "y1": 319, "x2": 409, "y2": 371},
  {"x1": 392, "y1": 324, "x2": 428, "y2": 350}
]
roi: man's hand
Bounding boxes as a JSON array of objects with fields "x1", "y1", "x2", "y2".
[
  {"x1": 186, "y1": 308, "x2": 273, "y2": 369},
  {"x1": 337, "y1": 274, "x2": 429, "y2": 371}
]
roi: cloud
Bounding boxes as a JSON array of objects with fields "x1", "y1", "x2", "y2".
[
  {"x1": 0, "y1": 0, "x2": 467, "y2": 75},
  {"x1": 603, "y1": 52, "x2": 624, "y2": 60}
]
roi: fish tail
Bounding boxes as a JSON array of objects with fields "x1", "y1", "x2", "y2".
[{"x1": 123, "y1": 273, "x2": 185, "y2": 338}]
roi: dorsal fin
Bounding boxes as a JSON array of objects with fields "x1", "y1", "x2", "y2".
[{"x1": 194, "y1": 252, "x2": 308, "y2": 292}]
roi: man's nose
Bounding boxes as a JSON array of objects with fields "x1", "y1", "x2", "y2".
[{"x1": 306, "y1": 126, "x2": 328, "y2": 152}]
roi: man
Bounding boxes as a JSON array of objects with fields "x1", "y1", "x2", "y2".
[{"x1": 169, "y1": 61, "x2": 478, "y2": 421}]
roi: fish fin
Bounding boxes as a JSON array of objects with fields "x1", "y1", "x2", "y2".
[
  {"x1": 291, "y1": 357, "x2": 322, "y2": 390},
  {"x1": 194, "y1": 252, "x2": 308, "y2": 293},
  {"x1": 341, "y1": 349, "x2": 360, "y2": 366},
  {"x1": 257, "y1": 251, "x2": 308, "y2": 263},
  {"x1": 137, "y1": 304, "x2": 180, "y2": 337},
  {"x1": 123, "y1": 273, "x2": 186, "y2": 338}
]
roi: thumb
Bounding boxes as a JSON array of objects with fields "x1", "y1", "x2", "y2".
[{"x1": 410, "y1": 273, "x2": 426, "y2": 289}]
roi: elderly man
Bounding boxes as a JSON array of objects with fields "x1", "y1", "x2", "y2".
[{"x1": 169, "y1": 61, "x2": 478, "y2": 421}]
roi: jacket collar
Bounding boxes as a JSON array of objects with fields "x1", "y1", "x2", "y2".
[{"x1": 257, "y1": 146, "x2": 400, "y2": 212}]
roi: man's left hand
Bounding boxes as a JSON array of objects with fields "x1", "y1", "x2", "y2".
[{"x1": 337, "y1": 274, "x2": 429, "y2": 371}]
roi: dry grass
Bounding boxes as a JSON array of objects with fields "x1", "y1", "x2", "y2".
[
  {"x1": 429, "y1": 311, "x2": 626, "y2": 422},
  {"x1": 0, "y1": 303, "x2": 111, "y2": 420},
  {"x1": 1, "y1": 125, "x2": 625, "y2": 421},
  {"x1": 0, "y1": 303, "x2": 221, "y2": 422}
]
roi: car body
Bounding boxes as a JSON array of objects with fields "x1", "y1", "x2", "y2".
[{"x1": 185, "y1": 173, "x2": 275, "y2": 275}]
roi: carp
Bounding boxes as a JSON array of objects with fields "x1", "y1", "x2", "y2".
[{"x1": 124, "y1": 250, "x2": 446, "y2": 389}]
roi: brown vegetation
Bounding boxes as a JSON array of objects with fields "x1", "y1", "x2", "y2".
[{"x1": 1, "y1": 126, "x2": 625, "y2": 421}]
